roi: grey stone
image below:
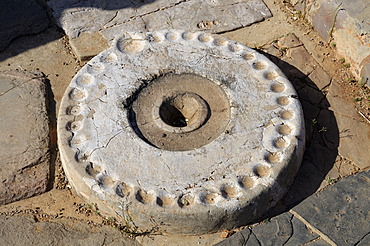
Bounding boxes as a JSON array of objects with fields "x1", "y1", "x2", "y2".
[
  {"x1": 285, "y1": 217, "x2": 319, "y2": 246},
  {"x1": 0, "y1": 214, "x2": 139, "y2": 246},
  {"x1": 0, "y1": 0, "x2": 49, "y2": 51},
  {"x1": 251, "y1": 213, "x2": 293, "y2": 245},
  {"x1": 356, "y1": 232, "x2": 370, "y2": 246},
  {"x1": 218, "y1": 213, "x2": 320, "y2": 245},
  {"x1": 0, "y1": 71, "x2": 50, "y2": 205},
  {"x1": 47, "y1": 0, "x2": 271, "y2": 59},
  {"x1": 305, "y1": 238, "x2": 331, "y2": 246},
  {"x1": 292, "y1": 170, "x2": 370, "y2": 245}
]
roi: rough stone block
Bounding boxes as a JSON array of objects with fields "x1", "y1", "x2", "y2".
[
  {"x1": 0, "y1": 71, "x2": 50, "y2": 205},
  {"x1": 292, "y1": 170, "x2": 370, "y2": 245},
  {"x1": 0, "y1": 0, "x2": 49, "y2": 51},
  {"x1": 69, "y1": 32, "x2": 110, "y2": 61}
]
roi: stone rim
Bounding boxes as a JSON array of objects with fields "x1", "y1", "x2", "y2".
[{"x1": 132, "y1": 73, "x2": 231, "y2": 151}]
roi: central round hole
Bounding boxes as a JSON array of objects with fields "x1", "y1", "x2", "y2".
[{"x1": 159, "y1": 93, "x2": 202, "y2": 128}]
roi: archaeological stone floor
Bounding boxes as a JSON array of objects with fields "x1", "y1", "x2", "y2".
[{"x1": 0, "y1": 0, "x2": 369, "y2": 245}]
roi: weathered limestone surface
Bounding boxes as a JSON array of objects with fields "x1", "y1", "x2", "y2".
[
  {"x1": 0, "y1": 215, "x2": 139, "y2": 246},
  {"x1": 57, "y1": 30, "x2": 305, "y2": 234},
  {"x1": 0, "y1": 72, "x2": 50, "y2": 205},
  {"x1": 292, "y1": 170, "x2": 370, "y2": 245},
  {"x1": 0, "y1": 0, "x2": 49, "y2": 51},
  {"x1": 47, "y1": 0, "x2": 271, "y2": 60}
]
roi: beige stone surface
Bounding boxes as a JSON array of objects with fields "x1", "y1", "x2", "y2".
[
  {"x1": 0, "y1": 72, "x2": 50, "y2": 205},
  {"x1": 326, "y1": 81, "x2": 370, "y2": 169},
  {"x1": 70, "y1": 32, "x2": 110, "y2": 61}
]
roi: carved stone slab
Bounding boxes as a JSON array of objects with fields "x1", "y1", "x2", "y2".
[{"x1": 57, "y1": 30, "x2": 305, "y2": 234}]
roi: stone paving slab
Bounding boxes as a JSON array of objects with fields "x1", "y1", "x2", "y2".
[
  {"x1": 0, "y1": 0, "x2": 49, "y2": 51},
  {"x1": 326, "y1": 81, "x2": 370, "y2": 169},
  {"x1": 0, "y1": 71, "x2": 50, "y2": 205},
  {"x1": 217, "y1": 212, "x2": 322, "y2": 245},
  {"x1": 0, "y1": 214, "x2": 139, "y2": 246},
  {"x1": 47, "y1": 0, "x2": 271, "y2": 60},
  {"x1": 289, "y1": 0, "x2": 370, "y2": 86},
  {"x1": 292, "y1": 170, "x2": 370, "y2": 245}
]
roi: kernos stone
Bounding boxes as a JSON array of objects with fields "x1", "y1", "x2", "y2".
[
  {"x1": 0, "y1": 72, "x2": 50, "y2": 205},
  {"x1": 57, "y1": 30, "x2": 305, "y2": 234}
]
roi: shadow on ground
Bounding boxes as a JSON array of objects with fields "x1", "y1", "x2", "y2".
[
  {"x1": 259, "y1": 51, "x2": 339, "y2": 220},
  {"x1": 0, "y1": 0, "x2": 156, "y2": 61}
]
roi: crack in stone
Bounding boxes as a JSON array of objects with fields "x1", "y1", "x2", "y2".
[
  {"x1": 282, "y1": 214, "x2": 294, "y2": 246},
  {"x1": 250, "y1": 230, "x2": 262, "y2": 246},
  {"x1": 102, "y1": 0, "x2": 189, "y2": 29},
  {"x1": 0, "y1": 76, "x2": 43, "y2": 96},
  {"x1": 103, "y1": 11, "x2": 119, "y2": 27},
  {"x1": 241, "y1": 229, "x2": 252, "y2": 245},
  {"x1": 88, "y1": 130, "x2": 124, "y2": 158},
  {"x1": 354, "y1": 231, "x2": 370, "y2": 246}
]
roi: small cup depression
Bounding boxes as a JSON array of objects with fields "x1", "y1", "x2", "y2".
[{"x1": 159, "y1": 93, "x2": 210, "y2": 131}]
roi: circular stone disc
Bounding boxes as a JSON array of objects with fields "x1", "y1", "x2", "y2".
[{"x1": 58, "y1": 30, "x2": 305, "y2": 235}]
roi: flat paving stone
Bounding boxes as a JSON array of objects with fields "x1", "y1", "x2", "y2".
[
  {"x1": 326, "y1": 81, "x2": 370, "y2": 169},
  {"x1": 0, "y1": 0, "x2": 49, "y2": 51},
  {"x1": 0, "y1": 71, "x2": 50, "y2": 205},
  {"x1": 0, "y1": 214, "x2": 139, "y2": 246},
  {"x1": 217, "y1": 212, "x2": 320, "y2": 245},
  {"x1": 292, "y1": 170, "x2": 370, "y2": 245},
  {"x1": 47, "y1": 0, "x2": 271, "y2": 60}
]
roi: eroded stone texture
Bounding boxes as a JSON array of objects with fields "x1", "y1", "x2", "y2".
[
  {"x1": 0, "y1": 72, "x2": 50, "y2": 205},
  {"x1": 47, "y1": 0, "x2": 271, "y2": 59},
  {"x1": 57, "y1": 30, "x2": 305, "y2": 234},
  {"x1": 292, "y1": 170, "x2": 370, "y2": 245},
  {"x1": 0, "y1": 0, "x2": 49, "y2": 51}
]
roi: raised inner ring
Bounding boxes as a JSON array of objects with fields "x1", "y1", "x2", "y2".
[{"x1": 132, "y1": 74, "x2": 230, "y2": 151}]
